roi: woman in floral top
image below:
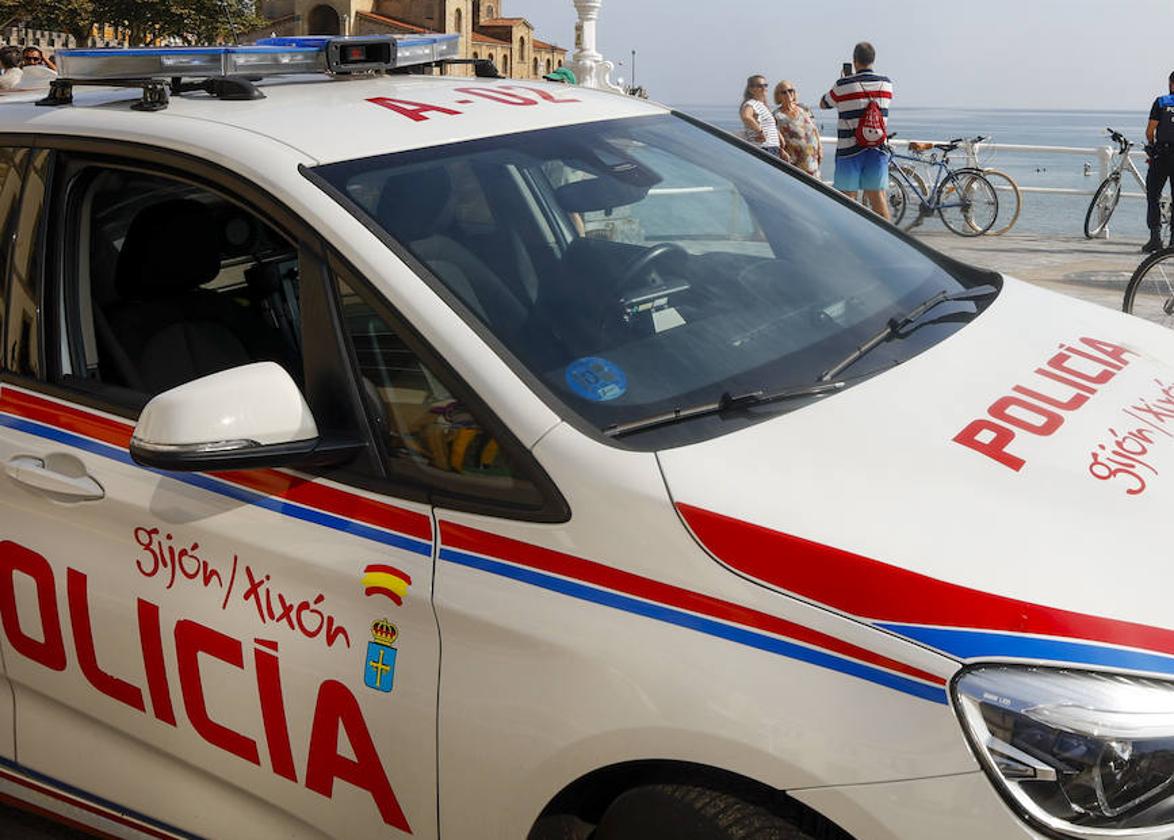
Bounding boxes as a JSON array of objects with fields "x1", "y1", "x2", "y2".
[{"x1": 773, "y1": 80, "x2": 822, "y2": 177}]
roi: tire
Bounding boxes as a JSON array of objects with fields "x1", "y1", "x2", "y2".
[
  {"x1": 1084, "y1": 175, "x2": 1122, "y2": 238},
  {"x1": 528, "y1": 813, "x2": 594, "y2": 840},
  {"x1": 892, "y1": 164, "x2": 928, "y2": 230},
  {"x1": 593, "y1": 784, "x2": 816, "y2": 840},
  {"x1": 957, "y1": 166, "x2": 1021, "y2": 235},
  {"x1": 937, "y1": 171, "x2": 997, "y2": 236},
  {"x1": 1123, "y1": 249, "x2": 1174, "y2": 327},
  {"x1": 886, "y1": 171, "x2": 908, "y2": 227}
]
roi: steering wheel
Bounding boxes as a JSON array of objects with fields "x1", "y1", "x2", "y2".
[{"x1": 617, "y1": 242, "x2": 688, "y2": 296}]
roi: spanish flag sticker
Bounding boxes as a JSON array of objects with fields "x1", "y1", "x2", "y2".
[{"x1": 362, "y1": 563, "x2": 412, "y2": 606}]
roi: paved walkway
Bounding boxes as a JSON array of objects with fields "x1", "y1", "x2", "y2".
[
  {"x1": 0, "y1": 802, "x2": 88, "y2": 838},
  {"x1": 914, "y1": 228, "x2": 1146, "y2": 310}
]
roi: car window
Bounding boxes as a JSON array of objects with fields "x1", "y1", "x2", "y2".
[
  {"x1": 542, "y1": 146, "x2": 765, "y2": 253},
  {"x1": 312, "y1": 114, "x2": 995, "y2": 448},
  {"x1": 0, "y1": 146, "x2": 28, "y2": 366},
  {"x1": 53, "y1": 165, "x2": 302, "y2": 406},
  {"x1": 4, "y1": 148, "x2": 39, "y2": 377},
  {"x1": 333, "y1": 269, "x2": 544, "y2": 510}
]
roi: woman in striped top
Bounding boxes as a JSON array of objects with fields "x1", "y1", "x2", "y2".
[{"x1": 739, "y1": 75, "x2": 781, "y2": 157}]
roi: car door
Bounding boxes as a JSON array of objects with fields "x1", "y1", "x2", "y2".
[{"x1": 0, "y1": 145, "x2": 438, "y2": 838}]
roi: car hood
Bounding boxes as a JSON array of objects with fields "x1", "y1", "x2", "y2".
[{"x1": 660, "y1": 276, "x2": 1174, "y2": 675}]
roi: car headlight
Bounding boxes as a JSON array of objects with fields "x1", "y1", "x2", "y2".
[{"x1": 955, "y1": 666, "x2": 1174, "y2": 837}]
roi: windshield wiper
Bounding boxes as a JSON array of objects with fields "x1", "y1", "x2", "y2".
[
  {"x1": 603, "y1": 380, "x2": 846, "y2": 438},
  {"x1": 818, "y1": 284, "x2": 999, "y2": 383}
]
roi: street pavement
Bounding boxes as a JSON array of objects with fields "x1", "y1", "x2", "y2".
[
  {"x1": 915, "y1": 228, "x2": 1146, "y2": 310},
  {"x1": 0, "y1": 802, "x2": 88, "y2": 838}
]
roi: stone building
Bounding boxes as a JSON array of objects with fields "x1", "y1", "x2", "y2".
[{"x1": 252, "y1": 1, "x2": 566, "y2": 79}]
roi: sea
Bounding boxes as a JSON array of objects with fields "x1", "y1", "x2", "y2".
[{"x1": 672, "y1": 104, "x2": 1156, "y2": 239}]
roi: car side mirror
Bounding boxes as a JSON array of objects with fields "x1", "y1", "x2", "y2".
[{"x1": 129, "y1": 362, "x2": 362, "y2": 471}]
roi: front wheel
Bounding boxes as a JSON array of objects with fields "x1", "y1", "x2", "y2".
[
  {"x1": 937, "y1": 171, "x2": 997, "y2": 236},
  {"x1": 1084, "y1": 175, "x2": 1122, "y2": 238},
  {"x1": 1123, "y1": 249, "x2": 1174, "y2": 327},
  {"x1": 956, "y1": 167, "x2": 1022, "y2": 235},
  {"x1": 593, "y1": 785, "x2": 817, "y2": 840}
]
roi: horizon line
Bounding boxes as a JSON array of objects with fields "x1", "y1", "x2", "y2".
[{"x1": 668, "y1": 103, "x2": 1142, "y2": 114}]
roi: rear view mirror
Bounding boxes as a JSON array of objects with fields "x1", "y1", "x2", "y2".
[
  {"x1": 555, "y1": 177, "x2": 650, "y2": 213},
  {"x1": 130, "y1": 362, "x2": 361, "y2": 471}
]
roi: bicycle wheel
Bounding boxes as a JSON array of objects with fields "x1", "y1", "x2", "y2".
[
  {"x1": 1123, "y1": 249, "x2": 1174, "y2": 326},
  {"x1": 887, "y1": 171, "x2": 908, "y2": 227},
  {"x1": 957, "y1": 167, "x2": 1022, "y2": 235},
  {"x1": 1084, "y1": 175, "x2": 1121, "y2": 238},
  {"x1": 937, "y1": 171, "x2": 997, "y2": 236},
  {"x1": 898, "y1": 164, "x2": 929, "y2": 199}
]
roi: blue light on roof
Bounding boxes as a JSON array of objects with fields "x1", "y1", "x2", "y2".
[{"x1": 55, "y1": 33, "x2": 459, "y2": 83}]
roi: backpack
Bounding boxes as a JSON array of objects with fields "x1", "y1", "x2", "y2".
[{"x1": 855, "y1": 87, "x2": 887, "y2": 148}]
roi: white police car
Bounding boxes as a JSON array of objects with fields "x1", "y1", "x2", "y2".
[{"x1": 1, "y1": 33, "x2": 1173, "y2": 840}]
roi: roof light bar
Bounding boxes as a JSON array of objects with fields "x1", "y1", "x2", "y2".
[
  {"x1": 55, "y1": 33, "x2": 460, "y2": 82},
  {"x1": 57, "y1": 45, "x2": 323, "y2": 80}
]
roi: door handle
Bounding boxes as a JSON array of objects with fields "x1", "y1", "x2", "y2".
[{"x1": 5, "y1": 454, "x2": 105, "y2": 501}]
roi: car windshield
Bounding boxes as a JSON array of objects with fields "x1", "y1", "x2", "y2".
[{"x1": 311, "y1": 114, "x2": 997, "y2": 447}]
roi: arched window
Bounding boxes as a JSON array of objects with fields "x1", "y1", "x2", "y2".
[
  {"x1": 545, "y1": 58, "x2": 551, "y2": 74},
  {"x1": 472, "y1": 51, "x2": 479, "y2": 60},
  {"x1": 518, "y1": 36, "x2": 525, "y2": 58},
  {"x1": 532, "y1": 57, "x2": 538, "y2": 76},
  {"x1": 557, "y1": 59, "x2": 563, "y2": 68},
  {"x1": 306, "y1": 3, "x2": 341, "y2": 35},
  {"x1": 453, "y1": 7, "x2": 462, "y2": 33},
  {"x1": 486, "y1": 4, "x2": 495, "y2": 18},
  {"x1": 502, "y1": 53, "x2": 509, "y2": 75}
]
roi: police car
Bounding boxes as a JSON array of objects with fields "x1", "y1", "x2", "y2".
[{"x1": 0, "y1": 33, "x2": 1172, "y2": 840}]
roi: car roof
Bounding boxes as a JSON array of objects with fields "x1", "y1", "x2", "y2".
[{"x1": 0, "y1": 74, "x2": 670, "y2": 164}]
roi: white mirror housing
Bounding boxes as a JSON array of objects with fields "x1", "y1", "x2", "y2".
[{"x1": 130, "y1": 362, "x2": 322, "y2": 471}]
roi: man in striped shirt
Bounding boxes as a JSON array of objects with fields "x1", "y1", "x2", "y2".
[{"x1": 820, "y1": 42, "x2": 893, "y2": 220}]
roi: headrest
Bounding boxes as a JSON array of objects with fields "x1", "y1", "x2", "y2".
[
  {"x1": 375, "y1": 167, "x2": 453, "y2": 243},
  {"x1": 116, "y1": 199, "x2": 221, "y2": 300}
]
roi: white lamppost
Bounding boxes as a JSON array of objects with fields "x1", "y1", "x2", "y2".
[{"x1": 569, "y1": 0, "x2": 622, "y2": 93}]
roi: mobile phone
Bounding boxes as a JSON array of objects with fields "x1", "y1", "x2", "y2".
[{"x1": 842, "y1": 62, "x2": 853, "y2": 77}]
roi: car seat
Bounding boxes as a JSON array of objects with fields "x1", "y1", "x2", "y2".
[
  {"x1": 100, "y1": 198, "x2": 259, "y2": 395},
  {"x1": 375, "y1": 167, "x2": 527, "y2": 337}
]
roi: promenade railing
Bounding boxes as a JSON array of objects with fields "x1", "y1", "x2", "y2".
[{"x1": 821, "y1": 136, "x2": 1133, "y2": 199}]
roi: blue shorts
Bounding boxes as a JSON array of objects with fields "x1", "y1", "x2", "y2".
[{"x1": 833, "y1": 149, "x2": 889, "y2": 191}]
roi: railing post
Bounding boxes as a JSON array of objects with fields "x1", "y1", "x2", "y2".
[{"x1": 1094, "y1": 145, "x2": 1113, "y2": 239}]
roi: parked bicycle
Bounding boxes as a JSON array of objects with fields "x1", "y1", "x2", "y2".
[
  {"x1": 891, "y1": 136, "x2": 1022, "y2": 236},
  {"x1": 1084, "y1": 127, "x2": 1171, "y2": 238},
  {"x1": 885, "y1": 136, "x2": 999, "y2": 236},
  {"x1": 1123, "y1": 247, "x2": 1174, "y2": 326},
  {"x1": 953, "y1": 136, "x2": 1022, "y2": 236}
]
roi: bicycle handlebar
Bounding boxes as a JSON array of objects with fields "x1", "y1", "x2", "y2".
[{"x1": 1106, "y1": 127, "x2": 1132, "y2": 152}]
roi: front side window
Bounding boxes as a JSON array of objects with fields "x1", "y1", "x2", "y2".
[
  {"x1": 54, "y1": 165, "x2": 302, "y2": 406},
  {"x1": 312, "y1": 114, "x2": 996, "y2": 447},
  {"x1": 0, "y1": 147, "x2": 29, "y2": 352},
  {"x1": 334, "y1": 270, "x2": 543, "y2": 511}
]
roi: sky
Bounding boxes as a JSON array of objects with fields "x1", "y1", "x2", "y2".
[{"x1": 511, "y1": 0, "x2": 1174, "y2": 111}]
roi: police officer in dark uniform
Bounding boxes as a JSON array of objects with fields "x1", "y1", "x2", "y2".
[{"x1": 1143, "y1": 71, "x2": 1174, "y2": 252}]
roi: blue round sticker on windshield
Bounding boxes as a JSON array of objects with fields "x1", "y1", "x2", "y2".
[{"x1": 566, "y1": 357, "x2": 627, "y2": 402}]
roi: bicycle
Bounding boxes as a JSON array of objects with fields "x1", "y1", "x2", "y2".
[
  {"x1": 891, "y1": 136, "x2": 1022, "y2": 236},
  {"x1": 1084, "y1": 127, "x2": 1171, "y2": 238},
  {"x1": 885, "y1": 137, "x2": 999, "y2": 236},
  {"x1": 1123, "y1": 247, "x2": 1174, "y2": 326},
  {"x1": 952, "y1": 136, "x2": 1023, "y2": 236}
]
